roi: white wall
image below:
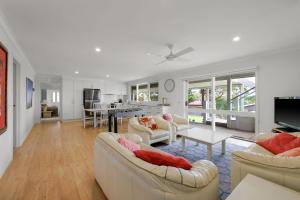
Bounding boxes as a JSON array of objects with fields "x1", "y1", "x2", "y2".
[
  {"x1": 0, "y1": 12, "x2": 36, "y2": 177},
  {"x1": 62, "y1": 76, "x2": 127, "y2": 120},
  {"x1": 127, "y1": 47, "x2": 300, "y2": 133}
]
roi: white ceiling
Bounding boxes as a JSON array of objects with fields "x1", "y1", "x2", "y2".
[{"x1": 0, "y1": 0, "x2": 300, "y2": 82}]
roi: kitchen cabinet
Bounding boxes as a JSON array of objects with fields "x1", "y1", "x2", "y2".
[{"x1": 62, "y1": 77, "x2": 126, "y2": 120}]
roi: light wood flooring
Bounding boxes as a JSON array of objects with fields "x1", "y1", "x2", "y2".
[
  {"x1": 0, "y1": 119, "x2": 252, "y2": 200},
  {"x1": 0, "y1": 120, "x2": 128, "y2": 200}
]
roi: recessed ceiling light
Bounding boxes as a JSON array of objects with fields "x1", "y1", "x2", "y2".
[
  {"x1": 106, "y1": 74, "x2": 110, "y2": 78},
  {"x1": 95, "y1": 47, "x2": 101, "y2": 52},
  {"x1": 232, "y1": 36, "x2": 241, "y2": 42},
  {"x1": 74, "y1": 70, "x2": 79, "y2": 74}
]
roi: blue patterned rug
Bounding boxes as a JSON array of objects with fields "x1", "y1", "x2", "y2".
[{"x1": 152, "y1": 139, "x2": 247, "y2": 200}]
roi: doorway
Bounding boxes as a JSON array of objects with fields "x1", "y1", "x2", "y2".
[
  {"x1": 40, "y1": 89, "x2": 61, "y2": 121},
  {"x1": 13, "y1": 59, "x2": 20, "y2": 147}
]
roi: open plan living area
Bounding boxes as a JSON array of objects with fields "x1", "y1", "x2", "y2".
[{"x1": 1, "y1": 1, "x2": 300, "y2": 200}]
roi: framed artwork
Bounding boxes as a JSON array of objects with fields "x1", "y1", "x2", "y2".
[
  {"x1": 0, "y1": 43, "x2": 8, "y2": 135},
  {"x1": 26, "y1": 77, "x2": 33, "y2": 109}
]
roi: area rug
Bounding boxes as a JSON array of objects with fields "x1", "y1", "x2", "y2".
[{"x1": 153, "y1": 140, "x2": 247, "y2": 200}]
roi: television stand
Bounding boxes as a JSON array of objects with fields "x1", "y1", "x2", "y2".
[{"x1": 272, "y1": 127, "x2": 300, "y2": 133}]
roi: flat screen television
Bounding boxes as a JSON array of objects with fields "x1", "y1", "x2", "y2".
[{"x1": 274, "y1": 97, "x2": 300, "y2": 130}]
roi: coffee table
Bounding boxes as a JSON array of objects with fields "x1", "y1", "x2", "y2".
[
  {"x1": 177, "y1": 127, "x2": 232, "y2": 160},
  {"x1": 226, "y1": 174, "x2": 300, "y2": 200}
]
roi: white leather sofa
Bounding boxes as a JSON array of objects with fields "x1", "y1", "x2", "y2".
[
  {"x1": 231, "y1": 132, "x2": 300, "y2": 192},
  {"x1": 128, "y1": 116, "x2": 171, "y2": 145},
  {"x1": 94, "y1": 132, "x2": 219, "y2": 200}
]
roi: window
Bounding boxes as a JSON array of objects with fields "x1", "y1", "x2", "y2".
[
  {"x1": 56, "y1": 91, "x2": 60, "y2": 103},
  {"x1": 52, "y1": 91, "x2": 56, "y2": 103},
  {"x1": 150, "y1": 82, "x2": 159, "y2": 101},
  {"x1": 131, "y1": 86, "x2": 137, "y2": 101},
  {"x1": 131, "y1": 82, "x2": 159, "y2": 102},
  {"x1": 137, "y1": 84, "x2": 149, "y2": 102},
  {"x1": 48, "y1": 90, "x2": 60, "y2": 103}
]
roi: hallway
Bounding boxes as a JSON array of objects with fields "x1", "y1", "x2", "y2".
[{"x1": 0, "y1": 121, "x2": 128, "y2": 200}]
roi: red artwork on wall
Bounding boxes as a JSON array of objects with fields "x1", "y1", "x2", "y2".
[{"x1": 0, "y1": 43, "x2": 7, "y2": 135}]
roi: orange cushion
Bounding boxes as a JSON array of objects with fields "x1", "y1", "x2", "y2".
[
  {"x1": 256, "y1": 133, "x2": 298, "y2": 154},
  {"x1": 138, "y1": 116, "x2": 152, "y2": 127},
  {"x1": 148, "y1": 118, "x2": 158, "y2": 130},
  {"x1": 277, "y1": 147, "x2": 300, "y2": 157},
  {"x1": 133, "y1": 149, "x2": 192, "y2": 170},
  {"x1": 151, "y1": 123, "x2": 158, "y2": 130}
]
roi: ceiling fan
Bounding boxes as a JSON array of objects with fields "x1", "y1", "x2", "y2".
[{"x1": 156, "y1": 44, "x2": 194, "y2": 65}]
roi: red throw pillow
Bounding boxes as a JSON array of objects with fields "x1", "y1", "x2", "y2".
[
  {"x1": 284, "y1": 137, "x2": 300, "y2": 150},
  {"x1": 133, "y1": 149, "x2": 192, "y2": 170},
  {"x1": 162, "y1": 114, "x2": 173, "y2": 122},
  {"x1": 118, "y1": 137, "x2": 140, "y2": 152},
  {"x1": 256, "y1": 133, "x2": 297, "y2": 154}
]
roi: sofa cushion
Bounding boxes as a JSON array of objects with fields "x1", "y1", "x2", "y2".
[
  {"x1": 276, "y1": 147, "x2": 300, "y2": 157},
  {"x1": 118, "y1": 137, "x2": 141, "y2": 152},
  {"x1": 150, "y1": 129, "x2": 169, "y2": 140},
  {"x1": 163, "y1": 113, "x2": 173, "y2": 122},
  {"x1": 256, "y1": 132, "x2": 297, "y2": 154},
  {"x1": 133, "y1": 149, "x2": 192, "y2": 170},
  {"x1": 138, "y1": 116, "x2": 153, "y2": 127},
  {"x1": 148, "y1": 118, "x2": 158, "y2": 130}
]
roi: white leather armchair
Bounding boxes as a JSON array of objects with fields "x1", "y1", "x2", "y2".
[
  {"x1": 231, "y1": 132, "x2": 300, "y2": 192},
  {"x1": 128, "y1": 117, "x2": 171, "y2": 145},
  {"x1": 170, "y1": 114, "x2": 191, "y2": 141}
]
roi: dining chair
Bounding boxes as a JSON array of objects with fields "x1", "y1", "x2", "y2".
[
  {"x1": 115, "y1": 103, "x2": 123, "y2": 125},
  {"x1": 93, "y1": 102, "x2": 105, "y2": 128},
  {"x1": 82, "y1": 107, "x2": 94, "y2": 128}
]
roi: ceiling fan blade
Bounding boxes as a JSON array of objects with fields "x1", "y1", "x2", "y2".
[
  {"x1": 156, "y1": 59, "x2": 168, "y2": 65},
  {"x1": 174, "y1": 47, "x2": 194, "y2": 57},
  {"x1": 149, "y1": 53, "x2": 164, "y2": 58},
  {"x1": 175, "y1": 57, "x2": 190, "y2": 62}
]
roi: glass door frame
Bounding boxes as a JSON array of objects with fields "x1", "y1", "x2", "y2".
[{"x1": 183, "y1": 68, "x2": 259, "y2": 135}]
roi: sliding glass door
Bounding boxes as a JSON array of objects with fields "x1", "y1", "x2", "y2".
[
  {"x1": 187, "y1": 79, "x2": 212, "y2": 124},
  {"x1": 186, "y1": 71, "x2": 256, "y2": 134}
]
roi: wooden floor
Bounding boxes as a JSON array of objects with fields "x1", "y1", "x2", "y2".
[
  {"x1": 0, "y1": 120, "x2": 128, "y2": 200},
  {"x1": 0, "y1": 119, "x2": 253, "y2": 200}
]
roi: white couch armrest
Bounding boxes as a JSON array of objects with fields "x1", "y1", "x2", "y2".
[
  {"x1": 255, "y1": 132, "x2": 276, "y2": 141},
  {"x1": 173, "y1": 114, "x2": 189, "y2": 125},
  {"x1": 232, "y1": 150, "x2": 300, "y2": 170},
  {"x1": 122, "y1": 134, "x2": 143, "y2": 144},
  {"x1": 191, "y1": 160, "x2": 219, "y2": 187}
]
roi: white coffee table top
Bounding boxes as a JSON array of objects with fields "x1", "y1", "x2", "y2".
[
  {"x1": 177, "y1": 127, "x2": 232, "y2": 144},
  {"x1": 226, "y1": 174, "x2": 300, "y2": 200}
]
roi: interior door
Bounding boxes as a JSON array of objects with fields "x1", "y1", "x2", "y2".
[{"x1": 13, "y1": 60, "x2": 19, "y2": 147}]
